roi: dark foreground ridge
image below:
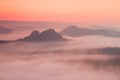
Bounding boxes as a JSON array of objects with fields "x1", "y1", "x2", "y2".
[
  {"x1": 18, "y1": 29, "x2": 66, "y2": 42},
  {"x1": 0, "y1": 40, "x2": 13, "y2": 43},
  {"x1": 60, "y1": 25, "x2": 120, "y2": 37}
]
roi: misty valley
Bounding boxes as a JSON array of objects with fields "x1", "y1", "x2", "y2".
[
  {"x1": 0, "y1": 23, "x2": 120, "y2": 80},
  {"x1": 0, "y1": 41, "x2": 120, "y2": 80},
  {"x1": 1, "y1": 0, "x2": 120, "y2": 80}
]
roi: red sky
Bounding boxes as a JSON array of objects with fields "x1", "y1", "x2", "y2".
[{"x1": 0, "y1": 0, "x2": 120, "y2": 23}]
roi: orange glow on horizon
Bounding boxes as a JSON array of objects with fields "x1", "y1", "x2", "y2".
[{"x1": 0, "y1": 0, "x2": 120, "y2": 23}]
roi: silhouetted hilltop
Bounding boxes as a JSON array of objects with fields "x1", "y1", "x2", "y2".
[
  {"x1": 60, "y1": 26, "x2": 120, "y2": 37},
  {"x1": 0, "y1": 26, "x2": 12, "y2": 34},
  {"x1": 19, "y1": 29, "x2": 66, "y2": 41},
  {"x1": 20, "y1": 30, "x2": 40, "y2": 41},
  {"x1": 30, "y1": 30, "x2": 40, "y2": 37}
]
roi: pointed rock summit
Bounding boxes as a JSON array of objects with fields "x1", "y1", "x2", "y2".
[
  {"x1": 39, "y1": 29, "x2": 64, "y2": 41},
  {"x1": 20, "y1": 30, "x2": 40, "y2": 41},
  {"x1": 30, "y1": 30, "x2": 40, "y2": 37},
  {"x1": 19, "y1": 29, "x2": 66, "y2": 42}
]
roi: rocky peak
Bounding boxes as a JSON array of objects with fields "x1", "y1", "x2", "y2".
[
  {"x1": 29, "y1": 30, "x2": 40, "y2": 37},
  {"x1": 19, "y1": 29, "x2": 66, "y2": 42}
]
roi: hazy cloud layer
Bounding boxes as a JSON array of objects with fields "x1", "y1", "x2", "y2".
[{"x1": 0, "y1": 26, "x2": 12, "y2": 34}]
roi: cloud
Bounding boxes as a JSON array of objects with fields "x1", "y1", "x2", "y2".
[{"x1": 0, "y1": 26, "x2": 12, "y2": 34}]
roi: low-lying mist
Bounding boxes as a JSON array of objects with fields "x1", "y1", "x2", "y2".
[{"x1": 0, "y1": 37, "x2": 120, "y2": 80}]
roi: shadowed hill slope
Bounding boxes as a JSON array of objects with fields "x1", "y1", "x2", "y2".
[{"x1": 60, "y1": 26, "x2": 120, "y2": 37}]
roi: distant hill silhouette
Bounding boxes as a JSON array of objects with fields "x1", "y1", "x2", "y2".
[
  {"x1": 0, "y1": 26, "x2": 12, "y2": 34},
  {"x1": 19, "y1": 29, "x2": 66, "y2": 41},
  {"x1": 60, "y1": 26, "x2": 120, "y2": 37}
]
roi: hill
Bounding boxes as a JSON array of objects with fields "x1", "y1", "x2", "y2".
[
  {"x1": 19, "y1": 29, "x2": 66, "y2": 42},
  {"x1": 60, "y1": 26, "x2": 120, "y2": 37}
]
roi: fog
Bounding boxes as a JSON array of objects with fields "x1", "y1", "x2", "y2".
[
  {"x1": 0, "y1": 36, "x2": 120, "y2": 80},
  {"x1": 0, "y1": 21, "x2": 120, "y2": 40},
  {"x1": 0, "y1": 21, "x2": 120, "y2": 80}
]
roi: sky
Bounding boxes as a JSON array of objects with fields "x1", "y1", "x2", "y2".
[{"x1": 0, "y1": 0, "x2": 120, "y2": 24}]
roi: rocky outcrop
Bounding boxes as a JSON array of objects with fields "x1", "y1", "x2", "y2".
[{"x1": 19, "y1": 29, "x2": 66, "y2": 42}]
